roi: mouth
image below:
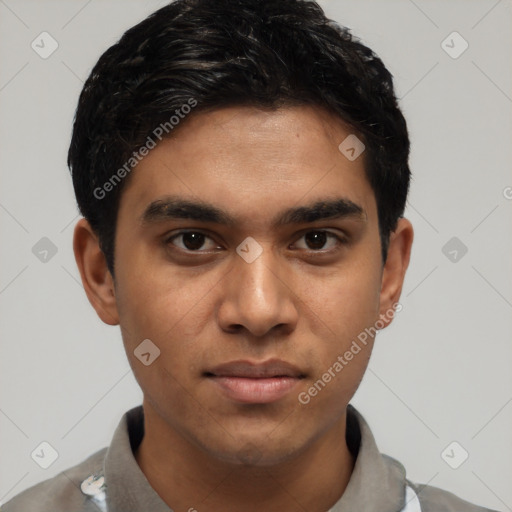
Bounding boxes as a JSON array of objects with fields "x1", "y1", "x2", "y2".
[{"x1": 204, "y1": 359, "x2": 306, "y2": 404}]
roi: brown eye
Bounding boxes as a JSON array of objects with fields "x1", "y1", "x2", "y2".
[
  {"x1": 305, "y1": 231, "x2": 328, "y2": 250},
  {"x1": 167, "y1": 231, "x2": 218, "y2": 252},
  {"x1": 294, "y1": 231, "x2": 345, "y2": 251}
]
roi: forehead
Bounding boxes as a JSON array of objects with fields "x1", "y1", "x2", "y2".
[{"x1": 118, "y1": 105, "x2": 376, "y2": 229}]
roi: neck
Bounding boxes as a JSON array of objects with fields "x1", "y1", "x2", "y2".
[{"x1": 135, "y1": 401, "x2": 356, "y2": 512}]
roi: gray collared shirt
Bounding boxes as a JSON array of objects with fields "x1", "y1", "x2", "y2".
[{"x1": 2, "y1": 404, "x2": 498, "y2": 512}]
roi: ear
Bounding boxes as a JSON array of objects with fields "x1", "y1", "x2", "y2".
[
  {"x1": 377, "y1": 217, "x2": 414, "y2": 328},
  {"x1": 73, "y1": 218, "x2": 120, "y2": 326}
]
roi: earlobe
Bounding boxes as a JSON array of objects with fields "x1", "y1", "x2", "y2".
[
  {"x1": 378, "y1": 217, "x2": 414, "y2": 329},
  {"x1": 73, "y1": 218, "x2": 120, "y2": 326}
]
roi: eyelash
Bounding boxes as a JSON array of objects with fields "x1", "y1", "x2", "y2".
[{"x1": 164, "y1": 230, "x2": 348, "y2": 255}]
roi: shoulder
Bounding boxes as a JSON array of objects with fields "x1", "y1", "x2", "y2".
[
  {"x1": 407, "y1": 479, "x2": 500, "y2": 512},
  {"x1": 1, "y1": 447, "x2": 107, "y2": 512}
]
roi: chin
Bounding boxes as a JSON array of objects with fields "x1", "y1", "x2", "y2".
[{"x1": 200, "y1": 433, "x2": 311, "y2": 468}]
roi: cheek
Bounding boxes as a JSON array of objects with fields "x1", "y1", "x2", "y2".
[
  {"x1": 113, "y1": 258, "x2": 225, "y2": 397},
  {"x1": 114, "y1": 249, "x2": 209, "y2": 337},
  {"x1": 296, "y1": 268, "x2": 379, "y2": 419},
  {"x1": 304, "y1": 259, "x2": 381, "y2": 341},
  {"x1": 115, "y1": 272, "x2": 202, "y2": 410},
  {"x1": 297, "y1": 254, "x2": 381, "y2": 396}
]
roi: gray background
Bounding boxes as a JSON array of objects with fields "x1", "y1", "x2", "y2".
[{"x1": 0, "y1": 0, "x2": 511, "y2": 510}]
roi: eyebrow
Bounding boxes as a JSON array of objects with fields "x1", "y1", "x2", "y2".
[{"x1": 140, "y1": 195, "x2": 366, "y2": 228}]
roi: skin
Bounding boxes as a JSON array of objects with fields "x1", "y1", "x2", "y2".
[{"x1": 74, "y1": 105, "x2": 413, "y2": 512}]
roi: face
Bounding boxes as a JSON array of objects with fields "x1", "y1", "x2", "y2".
[{"x1": 81, "y1": 105, "x2": 410, "y2": 466}]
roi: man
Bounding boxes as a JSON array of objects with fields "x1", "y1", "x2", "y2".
[{"x1": 2, "y1": 0, "x2": 499, "y2": 511}]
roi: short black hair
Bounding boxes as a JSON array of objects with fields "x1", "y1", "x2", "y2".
[{"x1": 68, "y1": 0, "x2": 410, "y2": 276}]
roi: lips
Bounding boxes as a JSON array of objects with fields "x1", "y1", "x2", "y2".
[
  {"x1": 205, "y1": 359, "x2": 306, "y2": 404},
  {"x1": 206, "y1": 359, "x2": 305, "y2": 379}
]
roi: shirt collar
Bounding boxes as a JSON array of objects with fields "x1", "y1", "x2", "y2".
[
  {"x1": 103, "y1": 406, "x2": 170, "y2": 512},
  {"x1": 102, "y1": 404, "x2": 406, "y2": 512},
  {"x1": 330, "y1": 404, "x2": 407, "y2": 512}
]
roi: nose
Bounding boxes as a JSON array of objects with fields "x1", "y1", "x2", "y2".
[{"x1": 217, "y1": 243, "x2": 299, "y2": 338}]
